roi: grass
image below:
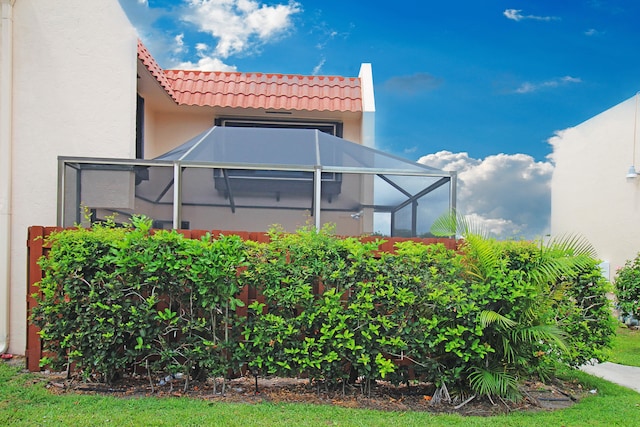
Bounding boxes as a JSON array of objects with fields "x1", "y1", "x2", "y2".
[
  {"x1": 1, "y1": 363, "x2": 639, "y2": 426},
  {"x1": 609, "y1": 326, "x2": 640, "y2": 367}
]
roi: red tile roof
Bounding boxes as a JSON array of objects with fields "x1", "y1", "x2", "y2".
[
  {"x1": 137, "y1": 40, "x2": 177, "y2": 102},
  {"x1": 137, "y1": 41, "x2": 362, "y2": 113},
  {"x1": 164, "y1": 70, "x2": 362, "y2": 112}
]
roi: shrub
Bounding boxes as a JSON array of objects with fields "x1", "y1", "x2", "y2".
[
  {"x1": 558, "y1": 258, "x2": 616, "y2": 366},
  {"x1": 31, "y1": 216, "x2": 247, "y2": 385},
  {"x1": 615, "y1": 254, "x2": 640, "y2": 319},
  {"x1": 31, "y1": 219, "x2": 614, "y2": 401},
  {"x1": 235, "y1": 225, "x2": 395, "y2": 394}
]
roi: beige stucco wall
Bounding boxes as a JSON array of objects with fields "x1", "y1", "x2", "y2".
[
  {"x1": 144, "y1": 111, "x2": 213, "y2": 158},
  {"x1": 8, "y1": 0, "x2": 137, "y2": 354},
  {"x1": 550, "y1": 94, "x2": 640, "y2": 278},
  {"x1": 142, "y1": 109, "x2": 364, "y2": 160}
]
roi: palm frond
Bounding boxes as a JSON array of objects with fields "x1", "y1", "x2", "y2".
[
  {"x1": 467, "y1": 366, "x2": 521, "y2": 401},
  {"x1": 479, "y1": 310, "x2": 517, "y2": 330},
  {"x1": 502, "y1": 335, "x2": 517, "y2": 364},
  {"x1": 510, "y1": 324, "x2": 568, "y2": 352},
  {"x1": 528, "y1": 234, "x2": 598, "y2": 287},
  {"x1": 547, "y1": 233, "x2": 597, "y2": 258},
  {"x1": 430, "y1": 211, "x2": 460, "y2": 237},
  {"x1": 430, "y1": 211, "x2": 489, "y2": 239}
]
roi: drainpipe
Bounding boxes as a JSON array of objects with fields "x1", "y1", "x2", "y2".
[{"x1": 0, "y1": 0, "x2": 15, "y2": 355}]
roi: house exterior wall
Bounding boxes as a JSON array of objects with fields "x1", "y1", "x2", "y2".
[
  {"x1": 7, "y1": 0, "x2": 137, "y2": 354},
  {"x1": 144, "y1": 111, "x2": 213, "y2": 159},
  {"x1": 550, "y1": 94, "x2": 640, "y2": 279},
  {"x1": 141, "y1": 108, "x2": 365, "y2": 160}
]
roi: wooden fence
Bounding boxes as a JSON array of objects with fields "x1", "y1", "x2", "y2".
[{"x1": 25, "y1": 225, "x2": 457, "y2": 372}]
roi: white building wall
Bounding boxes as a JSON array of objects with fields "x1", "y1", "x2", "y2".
[
  {"x1": 142, "y1": 110, "x2": 366, "y2": 159},
  {"x1": 358, "y1": 63, "x2": 375, "y2": 148},
  {"x1": 8, "y1": 0, "x2": 137, "y2": 354},
  {"x1": 550, "y1": 94, "x2": 640, "y2": 278}
]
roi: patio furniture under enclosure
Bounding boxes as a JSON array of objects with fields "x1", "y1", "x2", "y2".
[{"x1": 58, "y1": 127, "x2": 456, "y2": 237}]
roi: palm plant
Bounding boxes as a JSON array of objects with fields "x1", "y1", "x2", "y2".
[{"x1": 430, "y1": 212, "x2": 599, "y2": 401}]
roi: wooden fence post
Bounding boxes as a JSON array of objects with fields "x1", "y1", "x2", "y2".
[{"x1": 26, "y1": 226, "x2": 45, "y2": 372}]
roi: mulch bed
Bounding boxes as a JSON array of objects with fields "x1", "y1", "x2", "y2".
[{"x1": 32, "y1": 366, "x2": 587, "y2": 417}]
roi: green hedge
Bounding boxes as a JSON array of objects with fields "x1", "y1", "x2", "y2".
[
  {"x1": 31, "y1": 217, "x2": 615, "y2": 399},
  {"x1": 615, "y1": 253, "x2": 640, "y2": 321}
]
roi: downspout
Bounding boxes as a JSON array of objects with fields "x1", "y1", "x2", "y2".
[{"x1": 0, "y1": 0, "x2": 15, "y2": 354}]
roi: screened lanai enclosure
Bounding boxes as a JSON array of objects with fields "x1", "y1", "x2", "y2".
[{"x1": 58, "y1": 127, "x2": 456, "y2": 237}]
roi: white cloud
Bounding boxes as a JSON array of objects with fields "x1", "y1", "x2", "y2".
[
  {"x1": 183, "y1": 0, "x2": 302, "y2": 58},
  {"x1": 585, "y1": 28, "x2": 604, "y2": 36},
  {"x1": 170, "y1": 37, "x2": 237, "y2": 71},
  {"x1": 504, "y1": 9, "x2": 523, "y2": 20},
  {"x1": 504, "y1": 9, "x2": 560, "y2": 22},
  {"x1": 312, "y1": 20, "x2": 347, "y2": 51},
  {"x1": 174, "y1": 34, "x2": 185, "y2": 54},
  {"x1": 463, "y1": 213, "x2": 523, "y2": 237},
  {"x1": 176, "y1": 56, "x2": 238, "y2": 72},
  {"x1": 418, "y1": 151, "x2": 553, "y2": 239},
  {"x1": 312, "y1": 58, "x2": 326, "y2": 75},
  {"x1": 121, "y1": 0, "x2": 301, "y2": 71},
  {"x1": 513, "y1": 76, "x2": 582, "y2": 94},
  {"x1": 118, "y1": 0, "x2": 185, "y2": 67}
]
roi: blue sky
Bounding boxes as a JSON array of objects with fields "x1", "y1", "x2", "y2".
[{"x1": 119, "y1": 0, "x2": 640, "y2": 238}]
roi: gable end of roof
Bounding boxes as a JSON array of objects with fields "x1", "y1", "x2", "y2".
[{"x1": 137, "y1": 40, "x2": 178, "y2": 102}]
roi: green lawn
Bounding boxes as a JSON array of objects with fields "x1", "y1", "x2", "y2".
[
  {"x1": 1, "y1": 363, "x2": 639, "y2": 427},
  {"x1": 609, "y1": 326, "x2": 640, "y2": 367}
]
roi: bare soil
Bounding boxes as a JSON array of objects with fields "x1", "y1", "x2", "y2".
[{"x1": 29, "y1": 363, "x2": 587, "y2": 417}]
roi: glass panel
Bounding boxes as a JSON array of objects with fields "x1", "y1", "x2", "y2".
[
  {"x1": 319, "y1": 172, "x2": 370, "y2": 235},
  {"x1": 373, "y1": 211, "x2": 391, "y2": 236},
  {"x1": 392, "y1": 205, "x2": 414, "y2": 237},
  {"x1": 135, "y1": 165, "x2": 174, "y2": 204},
  {"x1": 180, "y1": 165, "x2": 316, "y2": 232},
  {"x1": 317, "y1": 132, "x2": 443, "y2": 172},
  {"x1": 60, "y1": 162, "x2": 175, "y2": 228},
  {"x1": 207, "y1": 127, "x2": 317, "y2": 165},
  {"x1": 154, "y1": 126, "x2": 450, "y2": 174},
  {"x1": 416, "y1": 184, "x2": 451, "y2": 237},
  {"x1": 157, "y1": 127, "x2": 318, "y2": 166},
  {"x1": 60, "y1": 163, "x2": 138, "y2": 227},
  {"x1": 62, "y1": 163, "x2": 79, "y2": 227}
]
